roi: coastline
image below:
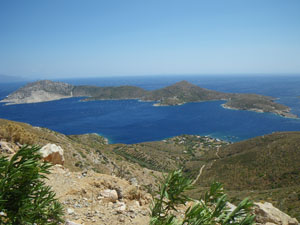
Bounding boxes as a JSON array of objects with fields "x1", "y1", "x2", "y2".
[
  {"x1": 0, "y1": 95, "x2": 73, "y2": 106},
  {"x1": 221, "y1": 104, "x2": 298, "y2": 119}
]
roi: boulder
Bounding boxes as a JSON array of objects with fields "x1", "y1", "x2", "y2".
[
  {"x1": 254, "y1": 202, "x2": 299, "y2": 225},
  {"x1": 39, "y1": 144, "x2": 65, "y2": 165},
  {"x1": 101, "y1": 189, "x2": 118, "y2": 203}
]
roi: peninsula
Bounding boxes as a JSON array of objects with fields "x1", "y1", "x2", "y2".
[{"x1": 1, "y1": 80, "x2": 297, "y2": 118}]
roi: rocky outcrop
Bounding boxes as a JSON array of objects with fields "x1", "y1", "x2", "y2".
[
  {"x1": 39, "y1": 143, "x2": 65, "y2": 165},
  {"x1": 254, "y1": 202, "x2": 299, "y2": 225},
  {"x1": 1, "y1": 80, "x2": 74, "y2": 104}
]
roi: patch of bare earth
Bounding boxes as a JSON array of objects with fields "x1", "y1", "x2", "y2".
[{"x1": 46, "y1": 165, "x2": 152, "y2": 225}]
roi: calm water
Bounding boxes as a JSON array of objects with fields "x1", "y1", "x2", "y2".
[{"x1": 0, "y1": 75, "x2": 300, "y2": 144}]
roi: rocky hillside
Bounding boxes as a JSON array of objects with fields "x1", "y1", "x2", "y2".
[
  {"x1": 191, "y1": 132, "x2": 300, "y2": 220},
  {"x1": 73, "y1": 85, "x2": 147, "y2": 100},
  {"x1": 141, "y1": 80, "x2": 230, "y2": 105},
  {"x1": 1, "y1": 80, "x2": 296, "y2": 118},
  {"x1": 0, "y1": 119, "x2": 299, "y2": 223},
  {"x1": 0, "y1": 118, "x2": 161, "y2": 190},
  {"x1": 199, "y1": 132, "x2": 300, "y2": 190},
  {"x1": 46, "y1": 165, "x2": 298, "y2": 225},
  {"x1": 0, "y1": 80, "x2": 74, "y2": 104},
  {"x1": 99, "y1": 131, "x2": 300, "y2": 221},
  {"x1": 46, "y1": 165, "x2": 152, "y2": 225}
]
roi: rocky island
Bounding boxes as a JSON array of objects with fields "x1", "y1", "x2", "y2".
[{"x1": 1, "y1": 80, "x2": 297, "y2": 118}]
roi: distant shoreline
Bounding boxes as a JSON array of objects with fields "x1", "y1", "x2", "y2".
[
  {"x1": 2, "y1": 79, "x2": 298, "y2": 119},
  {"x1": 221, "y1": 104, "x2": 298, "y2": 119}
]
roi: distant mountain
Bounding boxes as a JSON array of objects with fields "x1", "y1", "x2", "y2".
[
  {"x1": 0, "y1": 74, "x2": 26, "y2": 83},
  {"x1": 141, "y1": 80, "x2": 231, "y2": 105},
  {"x1": 0, "y1": 79, "x2": 297, "y2": 118}
]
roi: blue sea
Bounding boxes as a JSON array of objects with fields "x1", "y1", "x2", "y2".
[{"x1": 1, "y1": 75, "x2": 300, "y2": 144}]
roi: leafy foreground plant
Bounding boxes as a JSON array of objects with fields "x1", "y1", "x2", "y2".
[
  {"x1": 0, "y1": 145, "x2": 64, "y2": 224},
  {"x1": 150, "y1": 169, "x2": 255, "y2": 225}
]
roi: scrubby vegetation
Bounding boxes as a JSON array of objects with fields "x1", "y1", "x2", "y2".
[
  {"x1": 150, "y1": 169, "x2": 255, "y2": 225},
  {"x1": 193, "y1": 132, "x2": 300, "y2": 220},
  {"x1": 0, "y1": 145, "x2": 63, "y2": 224},
  {"x1": 0, "y1": 123, "x2": 37, "y2": 145},
  {"x1": 112, "y1": 135, "x2": 227, "y2": 177},
  {"x1": 0, "y1": 119, "x2": 299, "y2": 221}
]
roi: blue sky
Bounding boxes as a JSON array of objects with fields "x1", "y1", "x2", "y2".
[{"x1": 0, "y1": 0, "x2": 299, "y2": 78}]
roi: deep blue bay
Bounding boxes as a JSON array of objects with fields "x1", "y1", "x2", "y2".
[{"x1": 1, "y1": 75, "x2": 300, "y2": 144}]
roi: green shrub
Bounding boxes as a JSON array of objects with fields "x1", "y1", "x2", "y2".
[
  {"x1": 0, "y1": 145, "x2": 64, "y2": 224},
  {"x1": 150, "y1": 169, "x2": 255, "y2": 225}
]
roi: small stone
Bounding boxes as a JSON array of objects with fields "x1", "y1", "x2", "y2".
[
  {"x1": 65, "y1": 221, "x2": 82, "y2": 225},
  {"x1": 119, "y1": 216, "x2": 125, "y2": 222},
  {"x1": 129, "y1": 178, "x2": 138, "y2": 186},
  {"x1": 74, "y1": 203, "x2": 81, "y2": 208},
  {"x1": 82, "y1": 171, "x2": 87, "y2": 177},
  {"x1": 116, "y1": 202, "x2": 126, "y2": 212},
  {"x1": 134, "y1": 200, "x2": 140, "y2": 207},
  {"x1": 67, "y1": 208, "x2": 74, "y2": 215},
  {"x1": 142, "y1": 210, "x2": 148, "y2": 216}
]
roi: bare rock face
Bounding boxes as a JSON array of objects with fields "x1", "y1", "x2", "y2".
[
  {"x1": 39, "y1": 144, "x2": 65, "y2": 165},
  {"x1": 1, "y1": 80, "x2": 74, "y2": 105},
  {"x1": 254, "y1": 202, "x2": 299, "y2": 225}
]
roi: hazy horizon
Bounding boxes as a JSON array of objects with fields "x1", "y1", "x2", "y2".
[
  {"x1": 1, "y1": 0, "x2": 300, "y2": 79},
  {"x1": 3, "y1": 73, "x2": 300, "y2": 81}
]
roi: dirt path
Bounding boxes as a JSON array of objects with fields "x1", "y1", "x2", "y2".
[
  {"x1": 215, "y1": 147, "x2": 221, "y2": 159},
  {"x1": 192, "y1": 147, "x2": 222, "y2": 185},
  {"x1": 192, "y1": 164, "x2": 206, "y2": 185}
]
